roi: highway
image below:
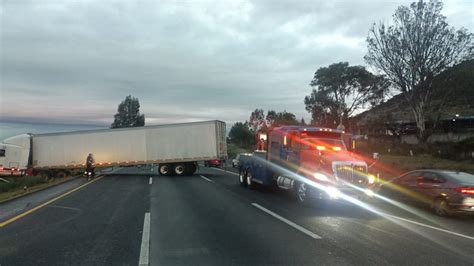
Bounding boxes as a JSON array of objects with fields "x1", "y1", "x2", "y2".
[{"x1": 0, "y1": 165, "x2": 473, "y2": 265}]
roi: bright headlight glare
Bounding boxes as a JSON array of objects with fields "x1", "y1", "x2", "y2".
[
  {"x1": 368, "y1": 174, "x2": 376, "y2": 184},
  {"x1": 313, "y1": 173, "x2": 329, "y2": 181},
  {"x1": 365, "y1": 189, "x2": 375, "y2": 197},
  {"x1": 326, "y1": 186, "x2": 341, "y2": 199}
]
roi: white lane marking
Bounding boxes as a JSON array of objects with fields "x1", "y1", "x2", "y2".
[
  {"x1": 384, "y1": 213, "x2": 474, "y2": 240},
  {"x1": 139, "y1": 212, "x2": 151, "y2": 266},
  {"x1": 149, "y1": 177, "x2": 153, "y2": 185},
  {"x1": 212, "y1": 167, "x2": 239, "y2": 176},
  {"x1": 251, "y1": 203, "x2": 322, "y2": 239},
  {"x1": 200, "y1": 175, "x2": 214, "y2": 183}
]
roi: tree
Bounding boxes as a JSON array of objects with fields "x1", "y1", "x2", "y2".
[
  {"x1": 266, "y1": 110, "x2": 299, "y2": 127},
  {"x1": 228, "y1": 121, "x2": 254, "y2": 147},
  {"x1": 304, "y1": 62, "x2": 389, "y2": 129},
  {"x1": 265, "y1": 110, "x2": 277, "y2": 127},
  {"x1": 249, "y1": 108, "x2": 266, "y2": 132},
  {"x1": 111, "y1": 95, "x2": 145, "y2": 128},
  {"x1": 365, "y1": 0, "x2": 472, "y2": 141}
]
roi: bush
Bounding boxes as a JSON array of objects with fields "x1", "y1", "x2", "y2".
[
  {"x1": 227, "y1": 142, "x2": 253, "y2": 159},
  {"x1": 0, "y1": 176, "x2": 47, "y2": 193}
]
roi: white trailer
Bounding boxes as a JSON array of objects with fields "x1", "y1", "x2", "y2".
[{"x1": 0, "y1": 120, "x2": 227, "y2": 177}]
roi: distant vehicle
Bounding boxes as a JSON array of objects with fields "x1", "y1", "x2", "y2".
[
  {"x1": 205, "y1": 159, "x2": 221, "y2": 168},
  {"x1": 238, "y1": 126, "x2": 375, "y2": 204},
  {"x1": 0, "y1": 121, "x2": 227, "y2": 177},
  {"x1": 378, "y1": 170, "x2": 474, "y2": 216}
]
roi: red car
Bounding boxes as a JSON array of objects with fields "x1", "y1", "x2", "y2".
[{"x1": 205, "y1": 159, "x2": 221, "y2": 167}]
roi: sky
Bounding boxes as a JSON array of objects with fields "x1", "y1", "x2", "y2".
[{"x1": 1, "y1": 0, "x2": 473, "y2": 127}]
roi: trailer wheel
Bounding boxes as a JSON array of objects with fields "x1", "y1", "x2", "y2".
[
  {"x1": 191, "y1": 164, "x2": 197, "y2": 174},
  {"x1": 38, "y1": 170, "x2": 49, "y2": 180},
  {"x1": 56, "y1": 170, "x2": 69, "y2": 178},
  {"x1": 174, "y1": 164, "x2": 186, "y2": 176},
  {"x1": 185, "y1": 163, "x2": 197, "y2": 175},
  {"x1": 246, "y1": 169, "x2": 255, "y2": 189},
  {"x1": 239, "y1": 168, "x2": 247, "y2": 187},
  {"x1": 159, "y1": 164, "x2": 171, "y2": 176}
]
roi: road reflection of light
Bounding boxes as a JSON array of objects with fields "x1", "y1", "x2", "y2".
[{"x1": 250, "y1": 155, "x2": 474, "y2": 258}]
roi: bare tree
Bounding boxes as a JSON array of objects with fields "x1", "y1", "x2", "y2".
[{"x1": 365, "y1": 0, "x2": 472, "y2": 141}]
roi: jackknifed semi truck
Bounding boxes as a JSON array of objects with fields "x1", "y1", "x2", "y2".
[
  {"x1": 0, "y1": 120, "x2": 227, "y2": 177},
  {"x1": 238, "y1": 126, "x2": 375, "y2": 204}
]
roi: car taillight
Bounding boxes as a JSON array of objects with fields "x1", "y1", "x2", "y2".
[{"x1": 455, "y1": 187, "x2": 474, "y2": 195}]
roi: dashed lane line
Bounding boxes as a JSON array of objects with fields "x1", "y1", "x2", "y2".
[
  {"x1": 139, "y1": 212, "x2": 151, "y2": 266},
  {"x1": 210, "y1": 167, "x2": 239, "y2": 176},
  {"x1": 251, "y1": 203, "x2": 322, "y2": 240},
  {"x1": 200, "y1": 175, "x2": 214, "y2": 183}
]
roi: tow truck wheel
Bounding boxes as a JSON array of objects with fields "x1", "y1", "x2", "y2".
[
  {"x1": 246, "y1": 169, "x2": 255, "y2": 189},
  {"x1": 239, "y1": 168, "x2": 247, "y2": 187},
  {"x1": 296, "y1": 182, "x2": 308, "y2": 204},
  {"x1": 159, "y1": 164, "x2": 171, "y2": 176}
]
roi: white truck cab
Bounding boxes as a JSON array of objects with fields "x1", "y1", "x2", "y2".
[{"x1": 0, "y1": 134, "x2": 30, "y2": 175}]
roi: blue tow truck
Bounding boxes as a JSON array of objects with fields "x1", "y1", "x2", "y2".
[{"x1": 238, "y1": 126, "x2": 375, "y2": 204}]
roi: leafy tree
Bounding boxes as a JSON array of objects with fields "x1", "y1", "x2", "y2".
[
  {"x1": 266, "y1": 110, "x2": 277, "y2": 127},
  {"x1": 228, "y1": 121, "x2": 254, "y2": 147},
  {"x1": 365, "y1": 0, "x2": 472, "y2": 141},
  {"x1": 266, "y1": 110, "x2": 299, "y2": 127},
  {"x1": 249, "y1": 108, "x2": 266, "y2": 132},
  {"x1": 111, "y1": 95, "x2": 145, "y2": 128},
  {"x1": 304, "y1": 62, "x2": 389, "y2": 129}
]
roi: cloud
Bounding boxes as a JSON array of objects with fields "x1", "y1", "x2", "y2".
[{"x1": 1, "y1": 0, "x2": 472, "y2": 126}]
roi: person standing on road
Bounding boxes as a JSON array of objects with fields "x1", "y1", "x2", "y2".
[{"x1": 86, "y1": 153, "x2": 95, "y2": 179}]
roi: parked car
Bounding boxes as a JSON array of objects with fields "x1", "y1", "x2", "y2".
[
  {"x1": 205, "y1": 159, "x2": 221, "y2": 167},
  {"x1": 378, "y1": 170, "x2": 474, "y2": 216}
]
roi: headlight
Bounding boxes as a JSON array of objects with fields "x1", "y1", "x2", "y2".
[
  {"x1": 313, "y1": 173, "x2": 329, "y2": 181},
  {"x1": 368, "y1": 174, "x2": 376, "y2": 184},
  {"x1": 365, "y1": 189, "x2": 375, "y2": 197},
  {"x1": 326, "y1": 186, "x2": 341, "y2": 199}
]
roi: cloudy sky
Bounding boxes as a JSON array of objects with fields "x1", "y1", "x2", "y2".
[{"x1": 1, "y1": 0, "x2": 472, "y2": 126}]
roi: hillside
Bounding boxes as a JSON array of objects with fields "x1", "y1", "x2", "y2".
[{"x1": 356, "y1": 60, "x2": 474, "y2": 126}]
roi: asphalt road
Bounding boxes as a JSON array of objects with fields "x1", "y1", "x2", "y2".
[{"x1": 1, "y1": 165, "x2": 473, "y2": 265}]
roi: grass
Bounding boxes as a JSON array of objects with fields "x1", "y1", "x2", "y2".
[{"x1": 0, "y1": 175, "x2": 76, "y2": 202}]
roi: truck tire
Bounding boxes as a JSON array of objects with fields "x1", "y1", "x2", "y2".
[
  {"x1": 185, "y1": 163, "x2": 197, "y2": 175},
  {"x1": 246, "y1": 169, "x2": 256, "y2": 189},
  {"x1": 239, "y1": 168, "x2": 247, "y2": 187},
  {"x1": 159, "y1": 164, "x2": 172, "y2": 176},
  {"x1": 55, "y1": 170, "x2": 69, "y2": 178},
  {"x1": 295, "y1": 182, "x2": 309, "y2": 205},
  {"x1": 174, "y1": 164, "x2": 186, "y2": 176}
]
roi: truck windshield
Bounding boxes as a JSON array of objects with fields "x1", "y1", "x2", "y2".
[{"x1": 301, "y1": 138, "x2": 347, "y2": 151}]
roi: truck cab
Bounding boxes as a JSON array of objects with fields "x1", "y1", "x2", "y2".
[
  {"x1": 0, "y1": 134, "x2": 30, "y2": 176},
  {"x1": 238, "y1": 126, "x2": 375, "y2": 204}
]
